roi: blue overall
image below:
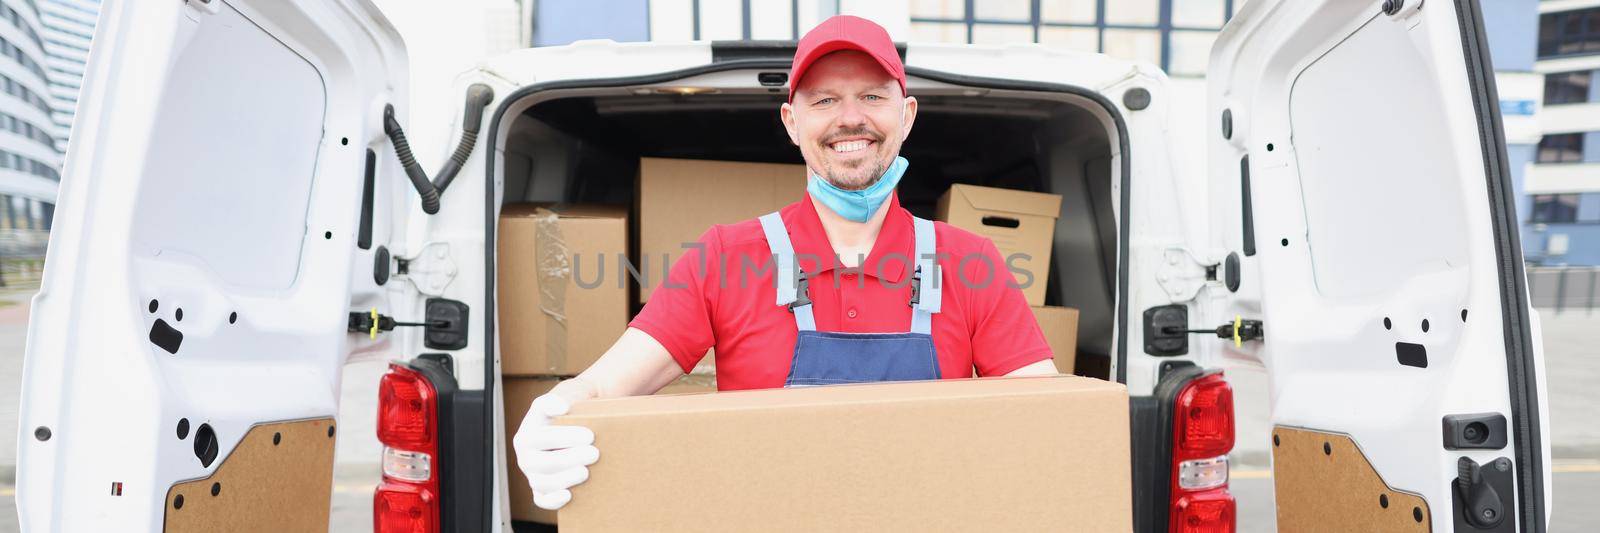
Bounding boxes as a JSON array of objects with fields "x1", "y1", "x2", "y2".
[{"x1": 758, "y1": 211, "x2": 944, "y2": 387}]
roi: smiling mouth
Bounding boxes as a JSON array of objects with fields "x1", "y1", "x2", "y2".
[{"x1": 828, "y1": 139, "x2": 875, "y2": 153}]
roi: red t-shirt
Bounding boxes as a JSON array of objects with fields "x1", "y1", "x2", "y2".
[{"x1": 629, "y1": 193, "x2": 1053, "y2": 390}]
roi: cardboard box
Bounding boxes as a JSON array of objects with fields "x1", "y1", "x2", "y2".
[
  {"x1": 637, "y1": 158, "x2": 808, "y2": 302},
  {"x1": 937, "y1": 184, "x2": 1063, "y2": 306},
  {"x1": 1032, "y1": 306, "x2": 1079, "y2": 375},
  {"x1": 503, "y1": 377, "x2": 563, "y2": 524},
  {"x1": 502, "y1": 374, "x2": 721, "y2": 525},
  {"x1": 556, "y1": 376, "x2": 1131, "y2": 532},
  {"x1": 499, "y1": 204, "x2": 630, "y2": 376}
]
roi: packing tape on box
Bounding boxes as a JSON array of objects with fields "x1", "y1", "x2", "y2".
[{"x1": 533, "y1": 207, "x2": 569, "y2": 372}]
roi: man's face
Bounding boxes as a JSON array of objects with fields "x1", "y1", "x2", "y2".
[{"x1": 781, "y1": 51, "x2": 917, "y2": 191}]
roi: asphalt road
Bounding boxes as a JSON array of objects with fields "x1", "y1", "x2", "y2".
[{"x1": 3, "y1": 290, "x2": 1598, "y2": 531}]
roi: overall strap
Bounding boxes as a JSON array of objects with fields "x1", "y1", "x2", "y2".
[
  {"x1": 758, "y1": 212, "x2": 816, "y2": 331},
  {"x1": 909, "y1": 217, "x2": 941, "y2": 335}
]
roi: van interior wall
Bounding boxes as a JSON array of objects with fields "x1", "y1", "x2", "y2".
[{"x1": 499, "y1": 92, "x2": 1117, "y2": 368}]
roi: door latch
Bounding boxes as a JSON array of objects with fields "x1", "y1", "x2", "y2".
[
  {"x1": 347, "y1": 298, "x2": 468, "y2": 350},
  {"x1": 348, "y1": 308, "x2": 448, "y2": 339},
  {"x1": 1453, "y1": 457, "x2": 1512, "y2": 531},
  {"x1": 1143, "y1": 305, "x2": 1189, "y2": 356},
  {"x1": 1166, "y1": 315, "x2": 1264, "y2": 348}
]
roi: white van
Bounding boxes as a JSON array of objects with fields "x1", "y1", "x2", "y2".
[{"x1": 14, "y1": 0, "x2": 1553, "y2": 531}]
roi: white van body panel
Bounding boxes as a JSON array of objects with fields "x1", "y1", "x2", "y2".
[
  {"x1": 15, "y1": 0, "x2": 409, "y2": 530},
  {"x1": 1205, "y1": 0, "x2": 1550, "y2": 529}
]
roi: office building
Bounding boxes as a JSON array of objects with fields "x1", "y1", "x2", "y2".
[
  {"x1": 1525, "y1": 0, "x2": 1600, "y2": 264},
  {"x1": 38, "y1": 0, "x2": 97, "y2": 150},
  {"x1": 0, "y1": 0, "x2": 61, "y2": 231}
]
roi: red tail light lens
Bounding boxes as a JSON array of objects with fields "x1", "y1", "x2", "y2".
[
  {"x1": 378, "y1": 365, "x2": 437, "y2": 451},
  {"x1": 374, "y1": 481, "x2": 437, "y2": 533},
  {"x1": 1172, "y1": 489, "x2": 1236, "y2": 533},
  {"x1": 1170, "y1": 371, "x2": 1235, "y2": 533},
  {"x1": 1174, "y1": 372, "x2": 1234, "y2": 459},
  {"x1": 374, "y1": 363, "x2": 440, "y2": 533}
]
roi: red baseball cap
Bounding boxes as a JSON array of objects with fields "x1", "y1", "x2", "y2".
[{"x1": 789, "y1": 15, "x2": 906, "y2": 102}]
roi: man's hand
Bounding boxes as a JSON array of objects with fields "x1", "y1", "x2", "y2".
[
  {"x1": 509, "y1": 328, "x2": 686, "y2": 510},
  {"x1": 512, "y1": 379, "x2": 600, "y2": 510}
]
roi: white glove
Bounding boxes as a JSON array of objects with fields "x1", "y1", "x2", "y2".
[{"x1": 512, "y1": 388, "x2": 600, "y2": 510}]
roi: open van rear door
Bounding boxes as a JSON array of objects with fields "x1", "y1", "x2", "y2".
[
  {"x1": 1206, "y1": 0, "x2": 1550, "y2": 531},
  {"x1": 15, "y1": 1, "x2": 410, "y2": 530}
]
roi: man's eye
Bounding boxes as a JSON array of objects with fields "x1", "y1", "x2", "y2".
[
  {"x1": 864, "y1": 95, "x2": 883, "y2": 101},
  {"x1": 814, "y1": 98, "x2": 835, "y2": 105}
]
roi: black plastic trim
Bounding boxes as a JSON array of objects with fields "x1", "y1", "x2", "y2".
[
  {"x1": 359, "y1": 148, "x2": 376, "y2": 250},
  {"x1": 1240, "y1": 156, "x2": 1256, "y2": 257},
  {"x1": 1143, "y1": 304, "x2": 1188, "y2": 356},
  {"x1": 1128, "y1": 395, "x2": 1165, "y2": 533},
  {"x1": 710, "y1": 40, "x2": 908, "y2": 64},
  {"x1": 1444, "y1": 412, "x2": 1509, "y2": 450},
  {"x1": 1224, "y1": 252, "x2": 1241, "y2": 292},
  {"x1": 482, "y1": 55, "x2": 1136, "y2": 529},
  {"x1": 402, "y1": 356, "x2": 486, "y2": 533},
  {"x1": 1455, "y1": 0, "x2": 1546, "y2": 529}
]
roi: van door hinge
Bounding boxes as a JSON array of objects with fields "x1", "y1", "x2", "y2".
[
  {"x1": 1156, "y1": 248, "x2": 1210, "y2": 301},
  {"x1": 397, "y1": 242, "x2": 458, "y2": 296}
]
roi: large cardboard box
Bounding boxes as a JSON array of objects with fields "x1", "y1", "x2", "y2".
[
  {"x1": 556, "y1": 375, "x2": 1131, "y2": 532},
  {"x1": 499, "y1": 204, "x2": 630, "y2": 376},
  {"x1": 937, "y1": 184, "x2": 1063, "y2": 306},
  {"x1": 637, "y1": 158, "x2": 808, "y2": 302},
  {"x1": 1032, "y1": 305, "x2": 1079, "y2": 375},
  {"x1": 502, "y1": 374, "x2": 722, "y2": 524}
]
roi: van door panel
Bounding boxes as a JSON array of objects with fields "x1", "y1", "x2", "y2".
[
  {"x1": 14, "y1": 1, "x2": 409, "y2": 530},
  {"x1": 1206, "y1": 0, "x2": 1549, "y2": 530}
]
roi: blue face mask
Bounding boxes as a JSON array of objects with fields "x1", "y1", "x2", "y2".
[{"x1": 807, "y1": 156, "x2": 909, "y2": 223}]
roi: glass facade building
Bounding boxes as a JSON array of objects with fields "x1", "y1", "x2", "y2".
[
  {"x1": 1527, "y1": 0, "x2": 1600, "y2": 264},
  {"x1": 0, "y1": 0, "x2": 60, "y2": 231}
]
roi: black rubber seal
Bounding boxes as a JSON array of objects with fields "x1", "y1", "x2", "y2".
[{"x1": 1454, "y1": 0, "x2": 1546, "y2": 529}]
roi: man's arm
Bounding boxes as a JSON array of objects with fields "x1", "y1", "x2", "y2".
[
  {"x1": 545, "y1": 327, "x2": 685, "y2": 402},
  {"x1": 1003, "y1": 359, "x2": 1059, "y2": 376}
]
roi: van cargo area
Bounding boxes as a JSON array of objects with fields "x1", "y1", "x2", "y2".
[{"x1": 495, "y1": 83, "x2": 1121, "y2": 373}]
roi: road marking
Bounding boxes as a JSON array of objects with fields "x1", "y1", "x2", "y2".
[
  {"x1": 1231, "y1": 469, "x2": 1272, "y2": 479},
  {"x1": 334, "y1": 484, "x2": 374, "y2": 494},
  {"x1": 1554, "y1": 462, "x2": 1600, "y2": 474}
]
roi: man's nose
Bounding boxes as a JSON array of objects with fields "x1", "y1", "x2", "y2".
[{"x1": 835, "y1": 99, "x2": 869, "y2": 127}]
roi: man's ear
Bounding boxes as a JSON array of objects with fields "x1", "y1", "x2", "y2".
[
  {"x1": 780, "y1": 102, "x2": 800, "y2": 146},
  {"x1": 900, "y1": 96, "x2": 918, "y2": 141}
]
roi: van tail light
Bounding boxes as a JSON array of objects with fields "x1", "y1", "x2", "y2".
[
  {"x1": 374, "y1": 363, "x2": 440, "y2": 533},
  {"x1": 1169, "y1": 372, "x2": 1236, "y2": 533}
]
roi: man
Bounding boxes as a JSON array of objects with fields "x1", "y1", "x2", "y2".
[{"x1": 512, "y1": 15, "x2": 1057, "y2": 511}]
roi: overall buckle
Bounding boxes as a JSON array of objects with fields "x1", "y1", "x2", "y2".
[
  {"x1": 787, "y1": 271, "x2": 812, "y2": 312},
  {"x1": 908, "y1": 266, "x2": 922, "y2": 307}
]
